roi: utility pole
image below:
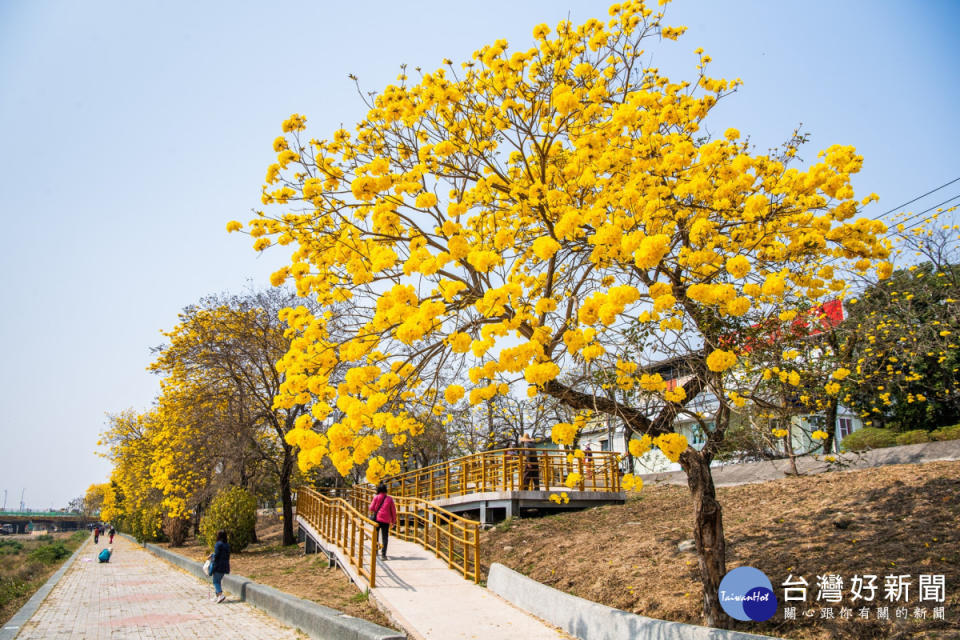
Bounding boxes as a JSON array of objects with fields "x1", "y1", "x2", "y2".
[
  {"x1": 1, "y1": 489, "x2": 6, "y2": 511},
  {"x1": 19, "y1": 489, "x2": 25, "y2": 512}
]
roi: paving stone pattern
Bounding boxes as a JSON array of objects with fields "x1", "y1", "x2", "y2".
[{"x1": 15, "y1": 535, "x2": 304, "y2": 639}]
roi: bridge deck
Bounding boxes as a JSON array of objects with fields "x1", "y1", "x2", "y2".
[{"x1": 432, "y1": 489, "x2": 625, "y2": 523}]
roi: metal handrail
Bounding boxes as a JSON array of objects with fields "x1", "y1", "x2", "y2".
[
  {"x1": 382, "y1": 448, "x2": 621, "y2": 500},
  {"x1": 296, "y1": 487, "x2": 379, "y2": 587},
  {"x1": 351, "y1": 485, "x2": 481, "y2": 583}
]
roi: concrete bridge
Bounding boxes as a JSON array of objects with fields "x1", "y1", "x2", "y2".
[{"x1": 0, "y1": 512, "x2": 92, "y2": 533}]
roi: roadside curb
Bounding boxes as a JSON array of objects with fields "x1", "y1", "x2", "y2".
[
  {"x1": 127, "y1": 535, "x2": 404, "y2": 640},
  {"x1": 0, "y1": 537, "x2": 89, "y2": 640},
  {"x1": 488, "y1": 562, "x2": 779, "y2": 640}
]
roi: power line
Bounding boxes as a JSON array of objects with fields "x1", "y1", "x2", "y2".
[
  {"x1": 872, "y1": 175, "x2": 960, "y2": 221},
  {"x1": 887, "y1": 193, "x2": 960, "y2": 234}
]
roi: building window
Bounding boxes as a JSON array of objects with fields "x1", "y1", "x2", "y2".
[
  {"x1": 599, "y1": 439, "x2": 609, "y2": 451},
  {"x1": 837, "y1": 417, "x2": 854, "y2": 441},
  {"x1": 689, "y1": 424, "x2": 706, "y2": 446}
]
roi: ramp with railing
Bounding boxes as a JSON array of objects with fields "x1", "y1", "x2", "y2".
[
  {"x1": 297, "y1": 486, "x2": 481, "y2": 587},
  {"x1": 296, "y1": 448, "x2": 622, "y2": 587},
  {"x1": 296, "y1": 488, "x2": 381, "y2": 587}
]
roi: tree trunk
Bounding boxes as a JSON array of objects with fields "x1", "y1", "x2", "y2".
[
  {"x1": 280, "y1": 446, "x2": 296, "y2": 546},
  {"x1": 785, "y1": 423, "x2": 799, "y2": 476},
  {"x1": 822, "y1": 397, "x2": 839, "y2": 455},
  {"x1": 679, "y1": 449, "x2": 729, "y2": 628}
]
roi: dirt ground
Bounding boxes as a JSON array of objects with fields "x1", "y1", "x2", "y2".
[
  {"x1": 481, "y1": 460, "x2": 960, "y2": 640},
  {"x1": 161, "y1": 517, "x2": 392, "y2": 629}
]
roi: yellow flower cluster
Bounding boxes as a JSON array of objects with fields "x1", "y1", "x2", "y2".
[
  {"x1": 706, "y1": 349, "x2": 737, "y2": 372},
  {"x1": 621, "y1": 473, "x2": 643, "y2": 492},
  {"x1": 240, "y1": 0, "x2": 893, "y2": 476},
  {"x1": 628, "y1": 434, "x2": 653, "y2": 457},
  {"x1": 655, "y1": 433, "x2": 688, "y2": 463}
]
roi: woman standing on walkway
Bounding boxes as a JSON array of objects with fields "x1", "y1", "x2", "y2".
[
  {"x1": 210, "y1": 530, "x2": 231, "y2": 603},
  {"x1": 368, "y1": 483, "x2": 397, "y2": 560}
]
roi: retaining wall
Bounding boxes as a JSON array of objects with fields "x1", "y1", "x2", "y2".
[{"x1": 487, "y1": 562, "x2": 778, "y2": 640}]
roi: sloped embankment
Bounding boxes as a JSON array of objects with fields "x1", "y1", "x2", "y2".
[{"x1": 481, "y1": 460, "x2": 960, "y2": 639}]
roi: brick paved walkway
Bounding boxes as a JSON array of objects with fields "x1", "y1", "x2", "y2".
[{"x1": 14, "y1": 535, "x2": 304, "y2": 639}]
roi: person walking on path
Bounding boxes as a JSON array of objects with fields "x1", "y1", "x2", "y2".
[
  {"x1": 93, "y1": 525, "x2": 100, "y2": 545},
  {"x1": 209, "y1": 529, "x2": 231, "y2": 603},
  {"x1": 368, "y1": 483, "x2": 397, "y2": 559},
  {"x1": 109, "y1": 526, "x2": 115, "y2": 544}
]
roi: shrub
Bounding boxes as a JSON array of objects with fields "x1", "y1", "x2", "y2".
[
  {"x1": 199, "y1": 487, "x2": 257, "y2": 552},
  {"x1": 69, "y1": 531, "x2": 88, "y2": 544},
  {"x1": 0, "y1": 540, "x2": 23, "y2": 555},
  {"x1": 895, "y1": 430, "x2": 930, "y2": 446},
  {"x1": 930, "y1": 424, "x2": 960, "y2": 441},
  {"x1": 840, "y1": 427, "x2": 898, "y2": 452},
  {"x1": 28, "y1": 542, "x2": 69, "y2": 564}
]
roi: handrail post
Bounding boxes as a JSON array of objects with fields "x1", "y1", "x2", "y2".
[
  {"x1": 370, "y1": 523, "x2": 378, "y2": 588},
  {"x1": 445, "y1": 464, "x2": 450, "y2": 499},
  {"x1": 473, "y1": 525, "x2": 480, "y2": 583},
  {"x1": 578, "y1": 457, "x2": 585, "y2": 491},
  {"x1": 480, "y1": 454, "x2": 487, "y2": 493}
]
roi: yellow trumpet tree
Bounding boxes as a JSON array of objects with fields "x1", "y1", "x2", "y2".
[
  {"x1": 149, "y1": 290, "x2": 310, "y2": 546},
  {"x1": 99, "y1": 409, "x2": 165, "y2": 540},
  {"x1": 235, "y1": 0, "x2": 891, "y2": 624}
]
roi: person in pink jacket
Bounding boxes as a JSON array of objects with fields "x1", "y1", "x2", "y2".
[{"x1": 369, "y1": 483, "x2": 397, "y2": 559}]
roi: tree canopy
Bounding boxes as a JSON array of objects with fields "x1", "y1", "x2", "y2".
[{"x1": 233, "y1": 0, "x2": 891, "y2": 625}]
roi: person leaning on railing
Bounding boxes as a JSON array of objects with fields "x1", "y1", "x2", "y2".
[{"x1": 369, "y1": 483, "x2": 398, "y2": 560}]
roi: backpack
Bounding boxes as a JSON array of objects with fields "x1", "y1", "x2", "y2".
[{"x1": 98, "y1": 548, "x2": 111, "y2": 563}]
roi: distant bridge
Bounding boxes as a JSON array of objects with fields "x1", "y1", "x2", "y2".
[{"x1": 0, "y1": 511, "x2": 93, "y2": 533}]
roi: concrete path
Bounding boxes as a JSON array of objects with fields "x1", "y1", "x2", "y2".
[
  {"x1": 299, "y1": 519, "x2": 567, "y2": 640},
  {"x1": 640, "y1": 438, "x2": 960, "y2": 488},
  {"x1": 11, "y1": 535, "x2": 304, "y2": 639}
]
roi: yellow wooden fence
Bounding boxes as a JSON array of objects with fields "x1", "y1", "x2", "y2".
[
  {"x1": 296, "y1": 487, "x2": 380, "y2": 587},
  {"x1": 383, "y1": 448, "x2": 621, "y2": 500}
]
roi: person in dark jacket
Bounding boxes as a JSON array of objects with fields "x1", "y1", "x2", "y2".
[
  {"x1": 368, "y1": 483, "x2": 397, "y2": 559},
  {"x1": 209, "y1": 530, "x2": 231, "y2": 603}
]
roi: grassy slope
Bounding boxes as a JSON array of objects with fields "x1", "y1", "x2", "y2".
[
  {"x1": 481, "y1": 460, "x2": 960, "y2": 640},
  {"x1": 0, "y1": 531, "x2": 88, "y2": 625}
]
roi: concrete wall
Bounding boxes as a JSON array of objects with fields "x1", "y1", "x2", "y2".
[
  {"x1": 136, "y1": 537, "x2": 405, "y2": 640},
  {"x1": 487, "y1": 563, "x2": 778, "y2": 640}
]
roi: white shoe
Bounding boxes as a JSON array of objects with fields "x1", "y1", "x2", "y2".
[{"x1": 216, "y1": 594, "x2": 226, "y2": 603}]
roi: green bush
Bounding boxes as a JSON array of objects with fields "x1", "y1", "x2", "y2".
[
  {"x1": 69, "y1": 531, "x2": 88, "y2": 544},
  {"x1": 199, "y1": 487, "x2": 257, "y2": 552},
  {"x1": 930, "y1": 424, "x2": 960, "y2": 441},
  {"x1": 895, "y1": 430, "x2": 930, "y2": 446},
  {"x1": 840, "y1": 427, "x2": 898, "y2": 452},
  {"x1": 29, "y1": 542, "x2": 69, "y2": 564},
  {"x1": 0, "y1": 539, "x2": 23, "y2": 555}
]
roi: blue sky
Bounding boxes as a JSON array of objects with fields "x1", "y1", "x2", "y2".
[{"x1": 1, "y1": 0, "x2": 958, "y2": 509}]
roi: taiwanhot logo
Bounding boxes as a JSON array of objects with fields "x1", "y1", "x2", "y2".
[{"x1": 718, "y1": 566, "x2": 778, "y2": 622}]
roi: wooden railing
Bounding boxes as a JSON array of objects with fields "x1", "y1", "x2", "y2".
[
  {"x1": 296, "y1": 487, "x2": 379, "y2": 587},
  {"x1": 351, "y1": 486, "x2": 481, "y2": 583},
  {"x1": 381, "y1": 448, "x2": 621, "y2": 500}
]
